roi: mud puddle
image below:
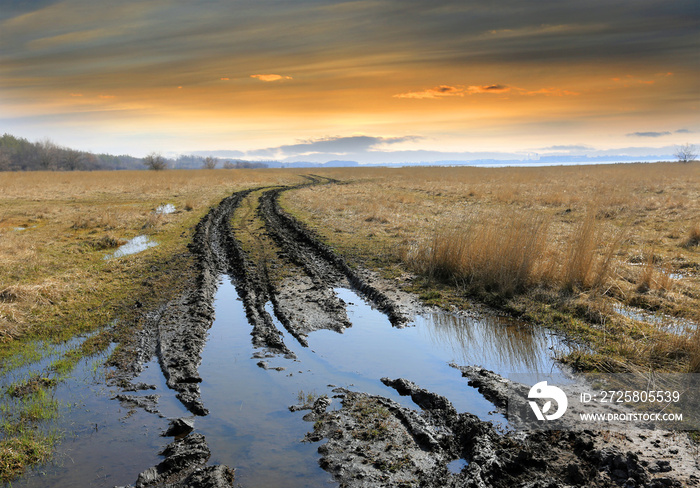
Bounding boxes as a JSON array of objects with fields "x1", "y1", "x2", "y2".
[
  {"x1": 183, "y1": 276, "x2": 567, "y2": 486},
  {"x1": 7, "y1": 346, "x2": 187, "y2": 488},
  {"x1": 13, "y1": 272, "x2": 566, "y2": 487}
]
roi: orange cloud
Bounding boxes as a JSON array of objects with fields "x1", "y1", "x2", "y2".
[
  {"x1": 70, "y1": 93, "x2": 83, "y2": 97},
  {"x1": 220, "y1": 77, "x2": 230, "y2": 80},
  {"x1": 251, "y1": 74, "x2": 293, "y2": 82},
  {"x1": 395, "y1": 83, "x2": 580, "y2": 100},
  {"x1": 394, "y1": 85, "x2": 464, "y2": 99},
  {"x1": 612, "y1": 75, "x2": 656, "y2": 86},
  {"x1": 520, "y1": 87, "x2": 580, "y2": 96},
  {"x1": 98, "y1": 95, "x2": 115, "y2": 99},
  {"x1": 466, "y1": 84, "x2": 510, "y2": 94}
]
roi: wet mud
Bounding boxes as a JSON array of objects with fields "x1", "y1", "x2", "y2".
[
  {"x1": 101, "y1": 178, "x2": 697, "y2": 487},
  {"x1": 302, "y1": 376, "x2": 695, "y2": 488}
]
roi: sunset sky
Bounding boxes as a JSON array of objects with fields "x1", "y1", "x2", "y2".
[{"x1": 1, "y1": 0, "x2": 698, "y2": 162}]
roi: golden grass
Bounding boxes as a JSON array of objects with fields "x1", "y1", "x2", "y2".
[
  {"x1": 405, "y1": 211, "x2": 550, "y2": 295},
  {"x1": 284, "y1": 162, "x2": 700, "y2": 372},
  {"x1": 0, "y1": 169, "x2": 303, "y2": 344}
]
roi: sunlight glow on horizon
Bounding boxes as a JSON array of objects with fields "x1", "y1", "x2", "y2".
[{"x1": 0, "y1": 0, "x2": 697, "y2": 160}]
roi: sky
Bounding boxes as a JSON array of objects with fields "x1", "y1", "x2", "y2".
[{"x1": 1, "y1": 0, "x2": 698, "y2": 163}]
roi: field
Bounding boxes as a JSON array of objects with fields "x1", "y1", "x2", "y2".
[
  {"x1": 0, "y1": 169, "x2": 303, "y2": 479},
  {"x1": 284, "y1": 163, "x2": 700, "y2": 373},
  {"x1": 1, "y1": 162, "x2": 699, "y2": 484}
]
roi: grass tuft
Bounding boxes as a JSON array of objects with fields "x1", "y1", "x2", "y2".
[{"x1": 683, "y1": 224, "x2": 700, "y2": 248}]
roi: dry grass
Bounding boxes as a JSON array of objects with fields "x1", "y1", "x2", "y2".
[
  {"x1": 0, "y1": 169, "x2": 303, "y2": 343},
  {"x1": 684, "y1": 223, "x2": 700, "y2": 248},
  {"x1": 285, "y1": 162, "x2": 700, "y2": 372},
  {"x1": 405, "y1": 211, "x2": 549, "y2": 296}
]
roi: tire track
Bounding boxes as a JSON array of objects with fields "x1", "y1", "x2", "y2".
[{"x1": 258, "y1": 184, "x2": 409, "y2": 328}]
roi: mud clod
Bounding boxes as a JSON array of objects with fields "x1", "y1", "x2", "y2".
[
  {"x1": 119, "y1": 433, "x2": 234, "y2": 488},
  {"x1": 163, "y1": 417, "x2": 195, "y2": 438},
  {"x1": 302, "y1": 377, "x2": 697, "y2": 487}
]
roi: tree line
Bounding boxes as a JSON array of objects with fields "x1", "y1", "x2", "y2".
[
  {"x1": 0, "y1": 134, "x2": 268, "y2": 171},
  {"x1": 0, "y1": 134, "x2": 143, "y2": 171}
]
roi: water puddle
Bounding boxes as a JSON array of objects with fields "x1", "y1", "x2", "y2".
[
  {"x1": 191, "y1": 280, "x2": 569, "y2": 486},
  {"x1": 14, "y1": 277, "x2": 570, "y2": 487},
  {"x1": 8, "y1": 346, "x2": 180, "y2": 488},
  {"x1": 155, "y1": 203, "x2": 176, "y2": 214},
  {"x1": 103, "y1": 235, "x2": 158, "y2": 259},
  {"x1": 613, "y1": 304, "x2": 697, "y2": 334},
  {"x1": 447, "y1": 458, "x2": 468, "y2": 474}
]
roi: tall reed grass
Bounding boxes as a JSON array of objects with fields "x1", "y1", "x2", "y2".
[{"x1": 406, "y1": 209, "x2": 620, "y2": 296}]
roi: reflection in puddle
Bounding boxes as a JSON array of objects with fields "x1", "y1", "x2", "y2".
[
  {"x1": 155, "y1": 203, "x2": 176, "y2": 214},
  {"x1": 8, "y1": 346, "x2": 176, "y2": 488},
  {"x1": 417, "y1": 312, "x2": 564, "y2": 376},
  {"x1": 14, "y1": 278, "x2": 572, "y2": 487},
  {"x1": 447, "y1": 458, "x2": 468, "y2": 474},
  {"x1": 197, "y1": 284, "x2": 569, "y2": 485},
  {"x1": 104, "y1": 235, "x2": 158, "y2": 259}
]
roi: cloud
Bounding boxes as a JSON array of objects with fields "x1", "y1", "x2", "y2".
[
  {"x1": 520, "y1": 87, "x2": 580, "y2": 96},
  {"x1": 394, "y1": 84, "x2": 513, "y2": 99},
  {"x1": 251, "y1": 74, "x2": 293, "y2": 82},
  {"x1": 250, "y1": 135, "x2": 420, "y2": 157},
  {"x1": 612, "y1": 75, "x2": 655, "y2": 86},
  {"x1": 394, "y1": 85, "x2": 464, "y2": 99},
  {"x1": 467, "y1": 84, "x2": 510, "y2": 94},
  {"x1": 395, "y1": 83, "x2": 580, "y2": 99},
  {"x1": 675, "y1": 129, "x2": 693, "y2": 134},
  {"x1": 540, "y1": 145, "x2": 594, "y2": 151},
  {"x1": 627, "y1": 131, "x2": 672, "y2": 138}
]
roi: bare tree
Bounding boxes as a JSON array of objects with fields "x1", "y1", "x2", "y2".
[
  {"x1": 143, "y1": 152, "x2": 167, "y2": 170},
  {"x1": 202, "y1": 156, "x2": 217, "y2": 169},
  {"x1": 0, "y1": 150, "x2": 11, "y2": 171},
  {"x1": 37, "y1": 138, "x2": 59, "y2": 170},
  {"x1": 62, "y1": 149, "x2": 83, "y2": 171},
  {"x1": 222, "y1": 160, "x2": 235, "y2": 169},
  {"x1": 674, "y1": 143, "x2": 698, "y2": 163}
]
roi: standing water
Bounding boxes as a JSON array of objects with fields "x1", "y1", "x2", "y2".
[{"x1": 13, "y1": 276, "x2": 569, "y2": 487}]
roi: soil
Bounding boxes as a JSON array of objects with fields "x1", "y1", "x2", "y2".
[
  {"x1": 299, "y1": 376, "x2": 698, "y2": 487},
  {"x1": 107, "y1": 179, "x2": 698, "y2": 488}
]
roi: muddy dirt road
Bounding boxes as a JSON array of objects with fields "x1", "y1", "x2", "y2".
[{"x1": 38, "y1": 178, "x2": 697, "y2": 487}]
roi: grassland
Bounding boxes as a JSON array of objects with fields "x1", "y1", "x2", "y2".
[
  {"x1": 282, "y1": 162, "x2": 700, "y2": 374},
  {"x1": 0, "y1": 169, "x2": 302, "y2": 480},
  {"x1": 1, "y1": 162, "x2": 698, "y2": 480}
]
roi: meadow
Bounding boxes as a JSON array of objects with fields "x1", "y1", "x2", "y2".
[
  {"x1": 283, "y1": 162, "x2": 700, "y2": 373},
  {"x1": 0, "y1": 169, "x2": 302, "y2": 479},
  {"x1": 0, "y1": 162, "x2": 698, "y2": 480}
]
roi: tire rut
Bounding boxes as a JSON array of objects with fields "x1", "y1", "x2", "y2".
[{"x1": 258, "y1": 184, "x2": 408, "y2": 328}]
